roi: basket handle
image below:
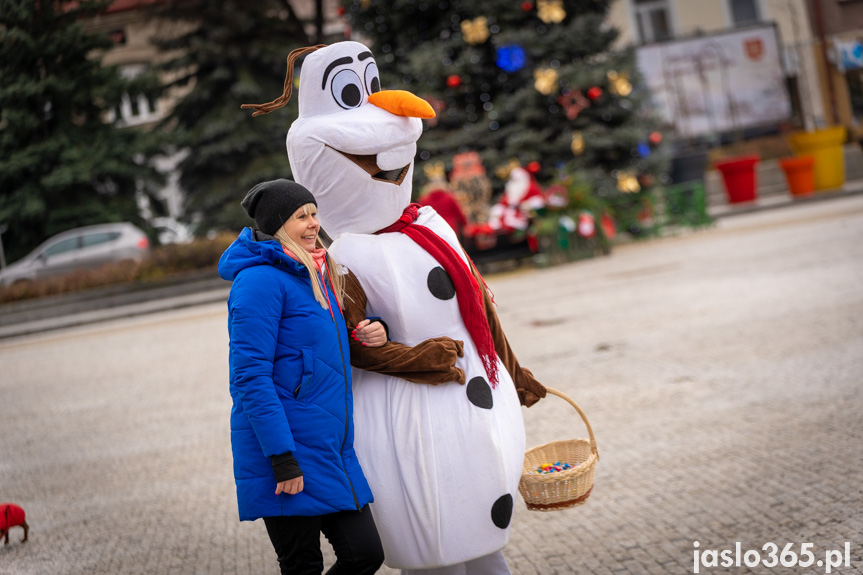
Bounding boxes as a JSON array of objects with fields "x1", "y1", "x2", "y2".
[{"x1": 544, "y1": 387, "x2": 599, "y2": 457}]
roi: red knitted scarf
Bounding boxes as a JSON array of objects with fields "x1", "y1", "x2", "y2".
[{"x1": 376, "y1": 204, "x2": 498, "y2": 387}]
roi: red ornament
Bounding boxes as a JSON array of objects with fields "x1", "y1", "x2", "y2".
[
  {"x1": 601, "y1": 213, "x2": 616, "y2": 240},
  {"x1": 336, "y1": 5, "x2": 346, "y2": 15},
  {"x1": 446, "y1": 74, "x2": 462, "y2": 88},
  {"x1": 587, "y1": 86, "x2": 603, "y2": 100},
  {"x1": 526, "y1": 161, "x2": 541, "y2": 174},
  {"x1": 521, "y1": 1, "x2": 534, "y2": 11},
  {"x1": 649, "y1": 131, "x2": 662, "y2": 145}
]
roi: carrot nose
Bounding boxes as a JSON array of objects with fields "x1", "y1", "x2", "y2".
[{"x1": 368, "y1": 90, "x2": 436, "y2": 119}]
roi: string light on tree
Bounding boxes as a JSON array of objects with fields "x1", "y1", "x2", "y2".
[
  {"x1": 649, "y1": 131, "x2": 663, "y2": 145},
  {"x1": 446, "y1": 74, "x2": 462, "y2": 88}
]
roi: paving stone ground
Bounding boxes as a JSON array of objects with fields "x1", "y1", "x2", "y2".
[{"x1": 1, "y1": 196, "x2": 861, "y2": 575}]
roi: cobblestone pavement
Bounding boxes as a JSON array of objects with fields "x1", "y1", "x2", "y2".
[{"x1": 1, "y1": 196, "x2": 861, "y2": 575}]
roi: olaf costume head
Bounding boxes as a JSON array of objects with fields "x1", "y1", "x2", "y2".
[{"x1": 287, "y1": 41, "x2": 433, "y2": 238}]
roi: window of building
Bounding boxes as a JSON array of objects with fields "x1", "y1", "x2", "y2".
[
  {"x1": 730, "y1": 0, "x2": 761, "y2": 26},
  {"x1": 109, "y1": 64, "x2": 161, "y2": 127},
  {"x1": 633, "y1": 0, "x2": 673, "y2": 44}
]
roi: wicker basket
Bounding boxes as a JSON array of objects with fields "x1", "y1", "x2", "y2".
[{"x1": 518, "y1": 388, "x2": 598, "y2": 511}]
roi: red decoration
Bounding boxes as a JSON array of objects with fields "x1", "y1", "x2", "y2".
[
  {"x1": 557, "y1": 89, "x2": 590, "y2": 120},
  {"x1": 587, "y1": 86, "x2": 603, "y2": 100},
  {"x1": 336, "y1": 5, "x2": 346, "y2": 15},
  {"x1": 521, "y1": 1, "x2": 534, "y2": 11},
  {"x1": 649, "y1": 131, "x2": 662, "y2": 145},
  {"x1": 601, "y1": 213, "x2": 616, "y2": 240},
  {"x1": 446, "y1": 74, "x2": 462, "y2": 88},
  {"x1": 526, "y1": 161, "x2": 541, "y2": 174}
]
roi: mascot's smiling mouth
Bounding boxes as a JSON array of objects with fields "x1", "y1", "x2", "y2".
[{"x1": 328, "y1": 146, "x2": 409, "y2": 185}]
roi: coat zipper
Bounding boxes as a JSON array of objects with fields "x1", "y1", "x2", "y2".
[{"x1": 323, "y1": 269, "x2": 361, "y2": 512}]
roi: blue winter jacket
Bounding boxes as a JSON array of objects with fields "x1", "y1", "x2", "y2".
[{"x1": 218, "y1": 228, "x2": 373, "y2": 521}]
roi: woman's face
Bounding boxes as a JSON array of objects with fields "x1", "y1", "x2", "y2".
[{"x1": 282, "y1": 204, "x2": 320, "y2": 253}]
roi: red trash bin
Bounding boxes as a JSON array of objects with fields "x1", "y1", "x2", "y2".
[
  {"x1": 715, "y1": 155, "x2": 760, "y2": 204},
  {"x1": 778, "y1": 155, "x2": 815, "y2": 198}
]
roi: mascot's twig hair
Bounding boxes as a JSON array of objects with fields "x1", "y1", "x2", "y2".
[{"x1": 241, "y1": 44, "x2": 327, "y2": 117}]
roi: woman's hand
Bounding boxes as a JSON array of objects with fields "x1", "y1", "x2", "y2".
[
  {"x1": 275, "y1": 476, "x2": 304, "y2": 495},
  {"x1": 353, "y1": 319, "x2": 388, "y2": 348}
]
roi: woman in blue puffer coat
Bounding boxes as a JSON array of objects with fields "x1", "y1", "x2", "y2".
[{"x1": 218, "y1": 179, "x2": 386, "y2": 575}]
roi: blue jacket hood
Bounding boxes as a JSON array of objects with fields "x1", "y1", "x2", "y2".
[{"x1": 219, "y1": 227, "x2": 305, "y2": 281}]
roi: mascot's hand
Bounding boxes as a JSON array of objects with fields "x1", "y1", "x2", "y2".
[{"x1": 516, "y1": 367, "x2": 547, "y2": 407}]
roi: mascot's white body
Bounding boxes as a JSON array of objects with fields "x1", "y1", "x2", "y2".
[{"x1": 287, "y1": 41, "x2": 525, "y2": 571}]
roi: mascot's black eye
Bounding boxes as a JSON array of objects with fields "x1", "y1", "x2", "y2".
[
  {"x1": 331, "y1": 69, "x2": 363, "y2": 109},
  {"x1": 365, "y1": 62, "x2": 381, "y2": 95}
]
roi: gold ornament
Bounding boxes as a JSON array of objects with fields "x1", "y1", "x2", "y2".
[
  {"x1": 494, "y1": 158, "x2": 521, "y2": 180},
  {"x1": 571, "y1": 131, "x2": 585, "y2": 155},
  {"x1": 424, "y1": 161, "x2": 446, "y2": 182},
  {"x1": 537, "y1": 0, "x2": 566, "y2": 24},
  {"x1": 617, "y1": 171, "x2": 641, "y2": 193},
  {"x1": 461, "y1": 17, "x2": 490, "y2": 45},
  {"x1": 360, "y1": 0, "x2": 371, "y2": 8},
  {"x1": 533, "y1": 67, "x2": 559, "y2": 95},
  {"x1": 607, "y1": 70, "x2": 633, "y2": 97}
]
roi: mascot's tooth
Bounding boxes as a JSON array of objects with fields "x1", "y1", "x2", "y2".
[{"x1": 377, "y1": 143, "x2": 417, "y2": 172}]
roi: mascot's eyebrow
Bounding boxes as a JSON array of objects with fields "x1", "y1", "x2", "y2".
[
  {"x1": 358, "y1": 51, "x2": 373, "y2": 61},
  {"x1": 322, "y1": 57, "x2": 354, "y2": 90}
]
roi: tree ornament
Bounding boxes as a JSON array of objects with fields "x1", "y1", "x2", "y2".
[
  {"x1": 571, "y1": 131, "x2": 585, "y2": 155},
  {"x1": 587, "y1": 86, "x2": 603, "y2": 100},
  {"x1": 577, "y1": 212, "x2": 596, "y2": 238},
  {"x1": 336, "y1": 5, "x2": 346, "y2": 16},
  {"x1": 423, "y1": 161, "x2": 447, "y2": 182},
  {"x1": 616, "y1": 170, "x2": 641, "y2": 193},
  {"x1": 649, "y1": 131, "x2": 663, "y2": 145},
  {"x1": 557, "y1": 89, "x2": 590, "y2": 120},
  {"x1": 526, "y1": 161, "x2": 541, "y2": 174},
  {"x1": 521, "y1": 1, "x2": 534, "y2": 11},
  {"x1": 461, "y1": 17, "x2": 490, "y2": 45},
  {"x1": 496, "y1": 45, "x2": 526, "y2": 73},
  {"x1": 533, "y1": 67, "x2": 559, "y2": 95},
  {"x1": 495, "y1": 158, "x2": 521, "y2": 180},
  {"x1": 360, "y1": 0, "x2": 371, "y2": 8},
  {"x1": 637, "y1": 142, "x2": 651, "y2": 158},
  {"x1": 446, "y1": 74, "x2": 462, "y2": 88},
  {"x1": 606, "y1": 70, "x2": 632, "y2": 97},
  {"x1": 423, "y1": 95, "x2": 447, "y2": 127},
  {"x1": 537, "y1": 0, "x2": 566, "y2": 24}
]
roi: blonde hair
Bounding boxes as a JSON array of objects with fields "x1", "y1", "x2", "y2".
[{"x1": 273, "y1": 203, "x2": 344, "y2": 310}]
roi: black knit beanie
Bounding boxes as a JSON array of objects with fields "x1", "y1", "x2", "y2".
[{"x1": 241, "y1": 179, "x2": 317, "y2": 235}]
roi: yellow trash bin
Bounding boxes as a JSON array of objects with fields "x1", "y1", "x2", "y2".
[{"x1": 788, "y1": 126, "x2": 847, "y2": 191}]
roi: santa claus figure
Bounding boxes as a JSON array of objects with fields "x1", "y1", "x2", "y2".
[{"x1": 487, "y1": 166, "x2": 546, "y2": 232}]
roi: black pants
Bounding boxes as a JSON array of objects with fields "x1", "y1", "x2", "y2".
[{"x1": 263, "y1": 505, "x2": 384, "y2": 575}]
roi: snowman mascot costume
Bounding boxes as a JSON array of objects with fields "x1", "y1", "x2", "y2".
[{"x1": 244, "y1": 41, "x2": 547, "y2": 574}]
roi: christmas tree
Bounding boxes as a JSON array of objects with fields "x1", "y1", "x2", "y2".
[
  {"x1": 0, "y1": 0, "x2": 162, "y2": 262},
  {"x1": 150, "y1": 0, "x2": 315, "y2": 233},
  {"x1": 340, "y1": 0, "x2": 668, "y2": 236}
]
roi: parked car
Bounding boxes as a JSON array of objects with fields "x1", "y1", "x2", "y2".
[{"x1": 0, "y1": 222, "x2": 150, "y2": 287}]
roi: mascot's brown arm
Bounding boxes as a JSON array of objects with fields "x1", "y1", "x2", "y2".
[
  {"x1": 343, "y1": 270, "x2": 466, "y2": 385},
  {"x1": 469, "y1": 261, "x2": 547, "y2": 407}
]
